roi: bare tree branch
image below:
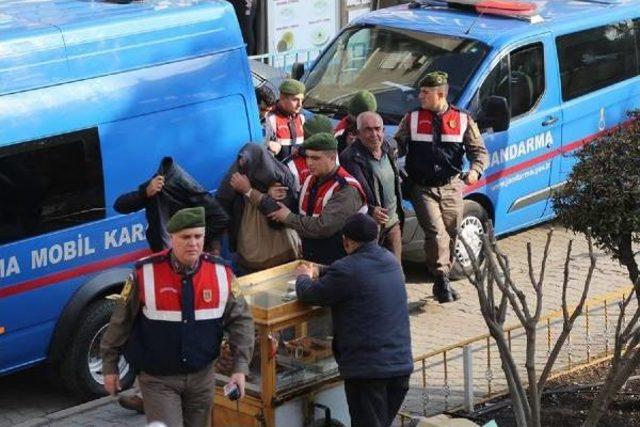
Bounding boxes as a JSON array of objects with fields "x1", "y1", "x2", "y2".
[
  {"x1": 462, "y1": 227, "x2": 595, "y2": 427},
  {"x1": 537, "y1": 229, "x2": 555, "y2": 290},
  {"x1": 539, "y1": 232, "x2": 595, "y2": 391}
]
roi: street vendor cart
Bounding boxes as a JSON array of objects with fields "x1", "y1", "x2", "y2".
[{"x1": 211, "y1": 261, "x2": 350, "y2": 427}]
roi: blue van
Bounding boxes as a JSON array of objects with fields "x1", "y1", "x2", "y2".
[
  {"x1": 297, "y1": 0, "x2": 640, "y2": 274},
  {"x1": 0, "y1": 0, "x2": 261, "y2": 398}
]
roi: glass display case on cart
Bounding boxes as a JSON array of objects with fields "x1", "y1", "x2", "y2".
[{"x1": 212, "y1": 261, "x2": 350, "y2": 427}]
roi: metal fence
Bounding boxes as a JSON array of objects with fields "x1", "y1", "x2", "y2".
[
  {"x1": 250, "y1": 48, "x2": 324, "y2": 75},
  {"x1": 398, "y1": 287, "x2": 635, "y2": 423}
]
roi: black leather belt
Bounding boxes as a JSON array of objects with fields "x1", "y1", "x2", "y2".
[{"x1": 415, "y1": 175, "x2": 457, "y2": 187}]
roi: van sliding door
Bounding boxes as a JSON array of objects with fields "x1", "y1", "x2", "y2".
[
  {"x1": 472, "y1": 33, "x2": 560, "y2": 234},
  {"x1": 555, "y1": 19, "x2": 640, "y2": 188}
]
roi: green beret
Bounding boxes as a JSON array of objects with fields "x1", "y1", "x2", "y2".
[
  {"x1": 419, "y1": 71, "x2": 448, "y2": 88},
  {"x1": 302, "y1": 132, "x2": 338, "y2": 151},
  {"x1": 167, "y1": 207, "x2": 205, "y2": 233},
  {"x1": 303, "y1": 114, "x2": 334, "y2": 137},
  {"x1": 279, "y1": 79, "x2": 305, "y2": 96},
  {"x1": 348, "y1": 90, "x2": 377, "y2": 116}
]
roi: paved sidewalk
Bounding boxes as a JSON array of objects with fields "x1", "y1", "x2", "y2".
[
  {"x1": 12, "y1": 224, "x2": 634, "y2": 426},
  {"x1": 401, "y1": 223, "x2": 633, "y2": 417}
]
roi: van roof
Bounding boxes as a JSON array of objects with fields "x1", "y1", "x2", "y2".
[
  {"x1": 354, "y1": 0, "x2": 640, "y2": 46},
  {"x1": 0, "y1": 0, "x2": 243, "y2": 95}
]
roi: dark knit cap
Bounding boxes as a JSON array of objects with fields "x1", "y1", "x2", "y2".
[
  {"x1": 279, "y1": 79, "x2": 305, "y2": 95},
  {"x1": 166, "y1": 207, "x2": 205, "y2": 233},
  {"x1": 304, "y1": 114, "x2": 334, "y2": 137},
  {"x1": 348, "y1": 90, "x2": 377, "y2": 116},
  {"x1": 342, "y1": 213, "x2": 378, "y2": 243},
  {"x1": 419, "y1": 71, "x2": 448, "y2": 88},
  {"x1": 302, "y1": 132, "x2": 338, "y2": 151}
]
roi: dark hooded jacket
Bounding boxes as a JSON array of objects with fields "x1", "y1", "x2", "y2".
[
  {"x1": 216, "y1": 143, "x2": 297, "y2": 251},
  {"x1": 339, "y1": 138, "x2": 404, "y2": 227},
  {"x1": 113, "y1": 157, "x2": 229, "y2": 252}
]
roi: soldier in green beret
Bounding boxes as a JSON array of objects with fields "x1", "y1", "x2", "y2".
[
  {"x1": 394, "y1": 70, "x2": 489, "y2": 304},
  {"x1": 335, "y1": 90, "x2": 378, "y2": 152},
  {"x1": 282, "y1": 114, "x2": 336, "y2": 192},
  {"x1": 285, "y1": 115, "x2": 335, "y2": 188},
  {"x1": 304, "y1": 114, "x2": 334, "y2": 137},
  {"x1": 265, "y1": 78, "x2": 307, "y2": 162},
  {"x1": 268, "y1": 133, "x2": 368, "y2": 265},
  {"x1": 101, "y1": 207, "x2": 255, "y2": 426}
]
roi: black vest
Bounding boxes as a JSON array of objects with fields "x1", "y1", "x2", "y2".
[{"x1": 405, "y1": 108, "x2": 466, "y2": 186}]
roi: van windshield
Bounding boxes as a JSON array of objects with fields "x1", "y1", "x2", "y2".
[{"x1": 304, "y1": 25, "x2": 489, "y2": 125}]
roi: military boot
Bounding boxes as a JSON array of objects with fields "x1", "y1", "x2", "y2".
[{"x1": 432, "y1": 275, "x2": 460, "y2": 304}]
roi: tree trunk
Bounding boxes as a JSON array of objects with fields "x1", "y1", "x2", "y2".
[
  {"x1": 489, "y1": 326, "x2": 531, "y2": 426},
  {"x1": 526, "y1": 328, "x2": 542, "y2": 427},
  {"x1": 618, "y1": 234, "x2": 639, "y2": 285},
  {"x1": 583, "y1": 350, "x2": 640, "y2": 426}
]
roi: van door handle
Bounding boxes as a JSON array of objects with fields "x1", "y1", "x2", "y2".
[{"x1": 542, "y1": 116, "x2": 558, "y2": 126}]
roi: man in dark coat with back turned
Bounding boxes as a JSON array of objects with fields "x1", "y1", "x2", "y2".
[{"x1": 295, "y1": 213, "x2": 413, "y2": 427}]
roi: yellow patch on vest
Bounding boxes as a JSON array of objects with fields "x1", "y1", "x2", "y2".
[
  {"x1": 231, "y1": 278, "x2": 242, "y2": 298},
  {"x1": 120, "y1": 277, "x2": 133, "y2": 302},
  {"x1": 448, "y1": 119, "x2": 458, "y2": 129}
]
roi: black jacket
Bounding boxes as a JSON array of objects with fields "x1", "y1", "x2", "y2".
[
  {"x1": 339, "y1": 138, "x2": 404, "y2": 226},
  {"x1": 216, "y1": 143, "x2": 297, "y2": 251},
  {"x1": 114, "y1": 157, "x2": 229, "y2": 252},
  {"x1": 296, "y1": 242, "x2": 414, "y2": 379}
]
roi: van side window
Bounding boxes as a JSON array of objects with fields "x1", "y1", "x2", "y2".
[
  {"x1": 478, "y1": 43, "x2": 545, "y2": 119},
  {"x1": 0, "y1": 128, "x2": 105, "y2": 244},
  {"x1": 557, "y1": 20, "x2": 638, "y2": 101}
]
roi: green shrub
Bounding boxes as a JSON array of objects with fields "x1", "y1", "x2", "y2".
[{"x1": 553, "y1": 111, "x2": 640, "y2": 281}]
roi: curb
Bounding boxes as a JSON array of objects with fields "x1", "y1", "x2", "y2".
[{"x1": 14, "y1": 391, "x2": 135, "y2": 427}]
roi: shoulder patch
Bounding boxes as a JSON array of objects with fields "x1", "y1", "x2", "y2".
[
  {"x1": 120, "y1": 276, "x2": 134, "y2": 302},
  {"x1": 231, "y1": 278, "x2": 242, "y2": 298}
]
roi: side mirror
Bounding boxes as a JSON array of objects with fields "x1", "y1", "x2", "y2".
[
  {"x1": 291, "y1": 62, "x2": 305, "y2": 81},
  {"x1": 477, "y1": 95, "x2": 510, "y2": 133}
]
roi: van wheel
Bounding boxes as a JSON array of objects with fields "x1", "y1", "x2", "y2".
[
  {"x1": 61, "y1": 299, "x2": 134, "y2": 401},
  {"x1": 450, "y1": 200, "x2": 491, "y2": 280}
]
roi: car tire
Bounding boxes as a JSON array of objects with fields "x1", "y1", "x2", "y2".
[
  {"x1": 61, "y1": 299, "x2": 134, "y2": 401},
  {"x1": 450, "y1": 200, "x2": 491, "y2": 280}
]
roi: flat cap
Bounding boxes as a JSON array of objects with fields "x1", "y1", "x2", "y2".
[
  {"x1": 302, "y1": 132, "x2": 338, "y2": 151},
  {"x1": 348, "y1": 90, "x2": 377, "y2": 116},
  {"x1": 304, "y1": 114, "x2": 334, "y2": 137},
  {"x1": 342, "y1": 213, "x2": 378, "y2": 243},
  {"x1": 167, "y1": 206, "x2": 205, "y2": 233},
  {"x1": 419, "y1": 71, "x2": 448, "y2": 88},
  {"x1": 279, "y1": 78, "x2": 305, "y2": 96}
]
